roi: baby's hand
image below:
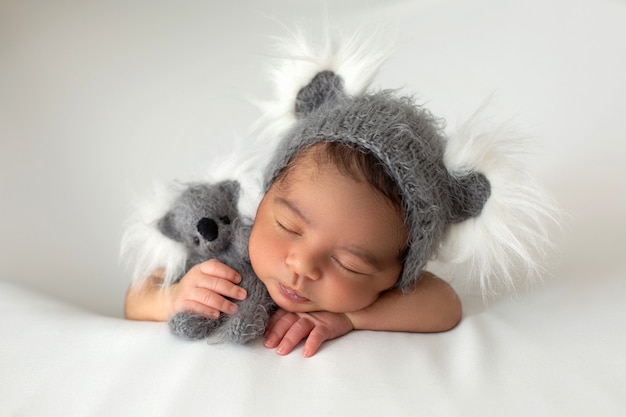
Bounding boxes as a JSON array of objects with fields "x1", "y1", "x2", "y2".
[
  {"x1": 263, "y1": 309, "x2": 354, "y2": 357},
  {"x1": 167, "y1": 259, "x2": 247, "y2": 320}
]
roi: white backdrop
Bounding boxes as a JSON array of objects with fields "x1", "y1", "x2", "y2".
[
  {"x1": 2, "y1": 0, "x2": 625, "y2": 315},
  {"x1": 2, "y1": 1, "x2": 626, "y2": 416}
]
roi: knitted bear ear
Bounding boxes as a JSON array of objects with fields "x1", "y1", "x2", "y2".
[
  {"x1": 157, "y1": 211, "x2": 182, "y2": 242},
  {"x1": 446, "y1": 171, "x2": 491, "y2": 224},
  {"x1": 436, "y1": 111, "x2": 559, "y2": 297},
  {"x1": 217, "y1": 179, "x2": 241, "y2": 202},
  {"x1": 294, "y1": 70, "x2": 345, "y2": 118}
]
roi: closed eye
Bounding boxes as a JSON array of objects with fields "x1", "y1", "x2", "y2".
[
  {"x1": 275, "y1": 220, "x2": 300, "y2": 236},
  {"x1": 331, "y1": 256, "x2": 368, "y2": 276}
]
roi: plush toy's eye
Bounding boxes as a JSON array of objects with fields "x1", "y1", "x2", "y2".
[
  {"x1": 219, "y1": 216, "x2": 231, "y2": 225},
  {"x1": 193, "y1": 237, "x2": 200, "y2": 245}
]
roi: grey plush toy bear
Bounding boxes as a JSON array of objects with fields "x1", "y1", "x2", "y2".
[{"x1": 157, "y1": 180, "x2": 277, "y2": 344}]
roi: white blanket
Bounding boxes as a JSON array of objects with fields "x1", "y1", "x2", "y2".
[
  {"x1": 1, "y1": 0, "x2": 625, "y2": 416},
  {"x1": 2, "y1": 274, "x2": 625, "y2": 416}
]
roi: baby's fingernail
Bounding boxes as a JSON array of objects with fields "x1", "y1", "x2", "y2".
[
  {"x1": 264, "y1": 334, "x2": 277, "y2": 348},
  {"x1": 228, "y1": 304, "x2": 238, "y2": 315},
  {"x1": 237, "y1": 289, "x2": 247, "y2": 299}
]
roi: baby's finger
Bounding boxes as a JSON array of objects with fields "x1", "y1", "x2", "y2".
[
  {"x1": 183, "y1": 300, "x2": 221, "y2": 320},
  {"x1": 195, "y1": 275, "x2": 247, "y2": 301},
  {"x1": 192, "y1": 289, "x2": 240, "y2": 316},
  {"x1": 263, "y1": 310, "x2": 297, "y2": 347},
  {"x1": 198, "y1": 259, "x2": 241, "y2": 283},
  {"x1": 302, "y1": 327, "x2": 329, "y2": 358},
  {"x1": 275, "y1": 317, "x2": 315, "y2": 356}
]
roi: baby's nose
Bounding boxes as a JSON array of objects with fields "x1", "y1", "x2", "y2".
[
  {"x1": 197, "y1": 217, "x2": 218, "y2": 242},
  {"x1": 285, "y1": 249, "x2": 321, "y2": 281}
]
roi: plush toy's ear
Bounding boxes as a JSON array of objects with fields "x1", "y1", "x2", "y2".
[
  {"x1": 294, "y1": 70, "x2": 345, "y2": 118},
  {"x1": 217, "y1": 180, "x2": 241, "y2": 202},
  {"x1": 446, "y1": 171, "x2": 491, "y2": 223},
  {"x1": 158, "y1": 212, "x2": 183, "y2": 242}
]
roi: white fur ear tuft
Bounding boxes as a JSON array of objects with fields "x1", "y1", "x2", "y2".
[
  {"x1": 437, "y1": 109, "x2": 560, "y2": 298},
  {"x1": 250, "y1": 23, "x2": 394, "y2": 151},
  {"x1": 120, "y1": 182, "x2": 188, "y2": 288}
]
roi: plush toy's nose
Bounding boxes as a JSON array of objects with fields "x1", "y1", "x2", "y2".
[{"x1": 197, "y1": 217, "x2": 218, "y2": 242}]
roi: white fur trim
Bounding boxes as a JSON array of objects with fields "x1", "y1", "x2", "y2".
[
  {"x1": 250, "y1": 23, "x2": 394, "y2": 155},
  {"x1": 120, "y1": 181, "x2": 187, "y2": 287},
  {"x1": 437, "y1": 109, "x2": 560, "y2": 298},
  {"x1": 120, "y1": 154, "x2": 266, "y2": 287}
]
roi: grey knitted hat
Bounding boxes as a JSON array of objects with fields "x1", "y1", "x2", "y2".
[{"x1": 263, "y1": 71, "x2": 491, "y2": 292}]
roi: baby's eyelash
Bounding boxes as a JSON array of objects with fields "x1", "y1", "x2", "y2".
[
  {"x1": 331, "y1": 256, "x2": 363, "y2": 276},
  {"x1": 275, "y1": 220, "x2": 299, "y2": 236}
]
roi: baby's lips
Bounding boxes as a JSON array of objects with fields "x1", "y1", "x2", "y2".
[{"x1": 279, "y1": 283, "x2": 310, "y2": 303}]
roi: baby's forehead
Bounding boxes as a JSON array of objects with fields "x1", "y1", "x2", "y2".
[{"x1": 267, "y1": 157, "x2": 409, "y2": 249}]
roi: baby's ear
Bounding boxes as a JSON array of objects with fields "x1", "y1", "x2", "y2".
[
  {"x1": 157, "y1": 211, "x2": 183, "y2": 242},
  {"x1": 446, "y1": 171, "x2": 491, "y2": 224},
  {"x1": 294, "y1": 71, "x2": 345, "y2": 118}
]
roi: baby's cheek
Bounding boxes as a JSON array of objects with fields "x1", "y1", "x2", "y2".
[
  {"x1": 248, "y1": 226, "x2": 267, "y2": 265},
  {"x1": 247, "y1": 239, "x2": 263, "y2": 278},
  {"x1": 322, "y1": 283, "x2": 376, "y2": 313},
  {"x1": 249, "y1": 240, "x2": 278, "y2": 286}
]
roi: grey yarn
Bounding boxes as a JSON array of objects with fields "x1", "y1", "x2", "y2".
[
  {"x1": 158, "y1": 180, "x2": 277, "y2": 343},
  {"x1": 264, "y1": 72, "x2": 491, "y2": 292}
]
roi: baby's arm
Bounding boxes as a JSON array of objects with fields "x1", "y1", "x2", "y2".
[
  {"x1": 263, "y1": 271, "x2": 461, "y2": 357},
  {"x1": 346, "y1": 271, "x2": 462, "y2": 333},
  {"x1": 124, "y1": 260, "x2": 247, "y2": 321}
]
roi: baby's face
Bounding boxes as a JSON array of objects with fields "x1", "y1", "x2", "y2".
[{"x1": 249, "y1": 155, "x2": 407, "y2": 314}]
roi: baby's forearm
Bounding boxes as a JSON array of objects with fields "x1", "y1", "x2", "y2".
[
  {"x1": 345, "y1": 271, "x2": 462, "y2": 333},
  {"x1": 124, "y1": 274, "x2": 170, "y2": 322}
]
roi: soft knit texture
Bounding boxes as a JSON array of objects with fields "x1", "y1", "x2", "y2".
[{"x1": 158, "y1": 181, "x2": 276, "y2": 343}]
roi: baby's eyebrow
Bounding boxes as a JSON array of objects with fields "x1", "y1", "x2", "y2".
[{"x1": 274, "y1": 197, "x2": 313, "y2": 226}]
